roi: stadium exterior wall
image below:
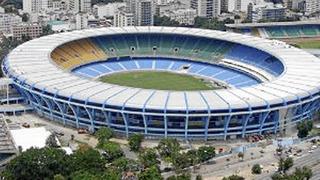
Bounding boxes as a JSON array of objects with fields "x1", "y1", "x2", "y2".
[
  {"x1": 2, "y1": 59, "x2": 320, "y2": 140},
  {"x1": 2, "y1": 27, "x2": 320, "y2": 140}
]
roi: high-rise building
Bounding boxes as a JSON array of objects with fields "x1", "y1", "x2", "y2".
[
  {"x1": 135, "y1": 0, "x2": 154, "y2": 26},
  {"x1": 0, "y1": 13, "x2": 22, "y2": 35},
  {"x1": 75, "y1": 13, "x2": 88, "y2": 29},
  {"x1": 114, "y1": 7, "x2": 135, "y2": 27},
  {"x1": 221, "y1": 0, "x2": 229, "y2": 13},
  {"x1": 304, "y1": 0, "x2": 320, "y2": 15},
  {"x1": 69, "y1": 0, "x2": 91, "y2": 13},
  {"x1": 191, "y1": 0, "x2": 220, "y2": 18},
  {"x1": 12, "y1": 23, "x2": 43, "y2": 40},
  {"x1": 23, "y1": 0, "x2": 49, "y2": 14},
  {"x1": 250, "y1": 3, "x2": 286, "y2": 22}
]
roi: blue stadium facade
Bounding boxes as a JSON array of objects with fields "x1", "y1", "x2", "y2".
[{"x1": 2, "y1": 27, "x2": 320, "y2": 140}]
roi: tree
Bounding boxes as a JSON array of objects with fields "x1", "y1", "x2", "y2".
[
  {"x1": 172, "y1": 152, "x2": 192, "y2": 172},
  {"x1": 278, "y1": 157, "x2": 293, "y2": 173},
  {"x1": 157, "y1": 138, "x2": 181, "y2": 161},
  {"x1": 99, "y1": 141, "x2": 124, "y2": 162},
  {"x1": 154, "y1": 15, "x2": 182, "y2": 27},
  {"x1": 297, "y1": 120, "x2": 313, "y2": 138},
  {"x1": 196, "y1": 174, "x2": 202, "y2": 180},
  {"x1": 292, "y1": 166, "x2": 313, "y2": 180},
  {"x1": 194, "y1": 17, "x2": 235, "y2": 31},
  {"x1": 138, "y1": 165, "x2": 163, "y2": 180},
  {"x1": 197, "y1": 146, "x2": 215, "y2": 162},
  {"x1": 112, "y1": 157, "x2": 139, "y2": 172},
  {"x1": 2, "y1": 148, "x2": 70, "y2": 180},
  {"x1": 251, "y1": 164, "x2": 262, "y2": 174},
  {"x1": 128, "y1": 133, "x2": 143, "y2": 152},
  {"x1": 222, "y1": 175, "x2": 245, "y2": 180},
  {"x1": 272, "y1": 166, "x2": 313, "y2": 180},
  {"x1": 95, "y1": 127, "x2": 113, "y2": 144},
  {"x1": 46, "y1": 134, "x2": 59, "y2": 147},
  {"x1": 68, "y1": 146, "x2": 106, "y2": 174},
  {"x1": 42, "y1": 25, "x2": 54, "y2": 36},
  {"x1": 71, "y1": 170, "x2": 101, "y2": 180},
  {"x1": 237, "y1": 152, "x2": 244, "y2": 161},
  {"x1": 21, "y1": 13, "x2": 29, "y2": 22},
  {"x1": 54, "y1": 174, "x2": 66, "y2": 180},
  {"x1": 139, "y1": 148, "x2": 159, "y2": 169}
]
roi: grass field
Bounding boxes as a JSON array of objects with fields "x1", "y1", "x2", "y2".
[
  {"x1": 283, "y1": 38, "x2": 320, "y2": 49},
  {"x1": 99, "y1": 71, "x2": 218, "y2": 91}
]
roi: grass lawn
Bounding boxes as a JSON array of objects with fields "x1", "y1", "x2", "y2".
[
  {"x1": 293, "y1": 40, "x2": 320, "y2": 49},
  {"x1": 99, "y1": 71, "x2": 218, "y2": 91}
]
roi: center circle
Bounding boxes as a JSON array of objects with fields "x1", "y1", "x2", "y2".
[{"x1": 99, "y1": 71, "x2": 220, "y2": 91}]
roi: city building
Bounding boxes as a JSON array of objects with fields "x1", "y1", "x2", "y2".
[
  {"x1": 0, "y1": 13, "x2": 22, "y2": 35},
  {"x1": 0, "y1": 7, "x2": 4, "y2": 13},
  {"x1": 304, "y1": 0, "x2": 320, "y2": 15},
  {"x1": 23, "y1": 0, "x2": 49, "y2": 14},
  {"x1": 160, "y1": 8, "x2": 197, "y2": 25},
  {"x1": 75, "y1": 13, "x2": 88, "y2": 29},
  {"x1": 135, "y1": 0, "x2": 154, "y2": 26},
  {"x1": 114, "y1": 7, "x2": 135, "y2": 27},
  {"x1": 250, "y1": 2, "x2": 286, "y2": 22},
  {"x1": 12, "y1": 23, "x2": 43, "y2": 40},
  {"x1": 93, "y1": 3, "x2": 126, "y2": 18},
  {"x1": 191, "y1": 0, "x2": 221, "y2": 18},
  {"x1": 69, "y1": 0, "x2": 92, "y2": 13}
]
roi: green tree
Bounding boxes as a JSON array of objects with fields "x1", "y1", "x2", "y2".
[
  {"x1": 172, "y1": 152, "x2": 192, "y2": 172},
  {"x1": 272, "y1": 166, "x2": 313, "y2": 180},
  {"x1": 196, "y1": 174, "x2": 203, "y2": 180},
  {"x1": 128, "y1": 133, "x2": 143, "y2": 152},
  {"x1": 112, "y1": 156, "x2": 139, "y2": 172},
  {"x1": 157, "y1": 138, "x2": 181, "y2": 161},
  {"x1": 154, "y1": 15, "x2": 182, "y2": 27},
  {"x1": 95, "y1": 127, "x2": 113, "y2": 144},
  {"x1": 21, "y1": 13, "x2": 29, "y2": 22},
  {"x1": 251, "y1": 164, "x2": 262, "y2": 174},
  {"x1": 139, "y1": 148, "x2": 159, "y2": 169},
  {"x1": 197, "y1": 146, "x2": 215, "y2": 162},
  {"x1": 71, "y1": 170, "x2": 101, "y2": 180},
  {"x1": 222, "y1": 175, "x2": 245, "y2": 180},
  {"x1": 53, "y1": 174, "x2": 66, "y2": 180},
  {"x1": 292, "y1": 166, "x2": 313, "y2": 180},
  {"x1": 297, "y1": 120, "x2": 313, "y2": 138},
  {"x1": 278, "y1": 157, "x2": 293, "y2": 173},
  {"x1": 2, "y1": 147, "x2": 70, "y2": 180},
  {"x1": 68, "y1": 146, "x2": 106, "y2": 174},
  {"x1": 237, "y1": 152, "x2": 244, "y2": 161},
  {"x1": 42, "y1": 25, "x2": 54, "y2": 36},
  {"x1": 46, "y1": 134, "x2": 59, "y2": 148},
  {"x1": 99, "y1": 141, "x2": 124, "y2": 162},
  {"x1": 138, "y1": 165, "x2": 163, "y2": 180}
]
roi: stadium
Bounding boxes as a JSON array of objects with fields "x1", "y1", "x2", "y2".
[{"x1": 2, "y1": 26, "x2": 320, "y2": 140}]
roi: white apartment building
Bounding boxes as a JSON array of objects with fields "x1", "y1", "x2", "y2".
[
  {"x1": 191, "y1": 0, "x2": 220, "y2": 18},
  {"x1": 0, "y1": 13, "x2": 22, "y2": 35},
  {"x1": 163, "y1": 9, "x2": 197, "y2": 25},
  {"x1": 305, "y1": 0, "x2": 320, "y2": 15},
  {"x1": 135, "y1": 0, "x2": 154, "y2": 26},
  {"x1": 69, "y1": 0, "x2": 91, "y2": 13},
  {"x1": 0, "y1": 7, "x2": 4, "y2": 13},
  {"x1": 75, "y1": 13, "x2": 88, "y2": 29},
  {"x1": 250, "y1": 3, "x2": 286, "y2": 22},
  {"x1": 113, "y1": 7, "x2": 135, "y2": 27},
  {"x1": 23, "y1": 0, "x2": 49, "y2": 14},
  {"x1": 93, "y1": 3, "x2": 126, "y2": 18}
]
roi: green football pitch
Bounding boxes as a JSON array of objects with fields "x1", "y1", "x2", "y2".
[{"x1": 99, "y1": 71, "x2": 219, "y2": 91}]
